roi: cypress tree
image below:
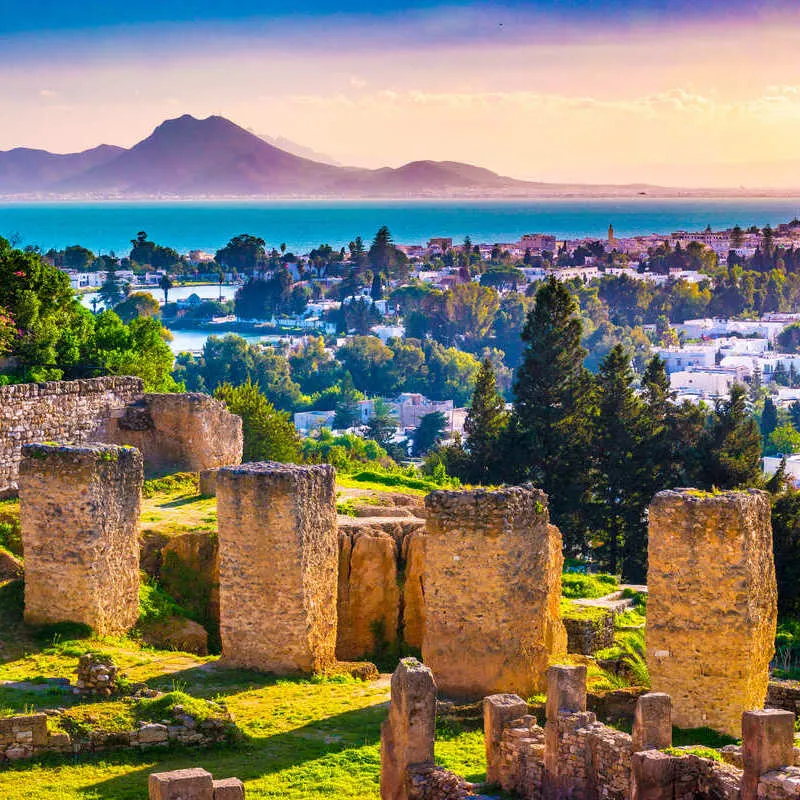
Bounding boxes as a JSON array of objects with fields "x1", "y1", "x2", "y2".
[
  {"x1": 761, "y1": 396, "x2": 778, "y2": 444},
  {"x1": 463, "y1": 358, "x2": 507, "y2": 484},
  {"x1": 592, "y1": 345, "x2": 647, "y2": 579},
  {"x1": 509, "y1": 276, "x2": 594, "y2": 554}
]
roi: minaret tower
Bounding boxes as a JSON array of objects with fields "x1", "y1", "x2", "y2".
[{"x1": 608, "y1": 223, "x2": 615, "y2": 243}]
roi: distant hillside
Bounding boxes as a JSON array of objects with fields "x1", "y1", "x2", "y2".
[
  {"x1": 0, "y1": 144, "x2": 124, "y2": 193},
  {"x1": 0, "y1": 114, "x2": 681, "y2": 198}
]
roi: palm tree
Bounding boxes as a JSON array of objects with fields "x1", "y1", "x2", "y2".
[{"x1": 159, "y1": 274, "x2": 174, "y2": 305}]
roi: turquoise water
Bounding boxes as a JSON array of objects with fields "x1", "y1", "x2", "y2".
[{"x1": 2, "y1": 198, "x2": 800, "y2": 254}]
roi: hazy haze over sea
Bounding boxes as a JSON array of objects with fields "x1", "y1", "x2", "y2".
[{"x1": 2, "y1": 199, "x2": 800, "y2": 255}]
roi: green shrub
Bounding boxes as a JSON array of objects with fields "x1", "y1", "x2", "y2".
[
  {"x1": 135, "y1": 690, "x2": 223, "y2": 724},
  {"x1": 138, "y1": 580, "x2": 189, "y2": 625},
  {"x1": 0, "y1": 521, "x2": 22, "y2": 557},
  {"x1": 142, "y1": 472, "x2": 199, "y2": 499},
  {"x1": 562, "y1": 573, "x2": 619, "y2": 599}
]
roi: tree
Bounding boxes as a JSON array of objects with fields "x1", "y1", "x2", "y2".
[
  {"x1": 770, "y1": 424, "x2": 800, "y2": 456},
  {"x1": 159, "y1": 274, "x2": 174, "y2": 305},
  {"x1": 333, "y1": 373, "x2": 362, "y2": 430},
  {"x1": 215, "y1": 234, "x2": 267, "y2": 275},
  {"x1": 98, "y1": 265, "x2": 125, "y2": 309},
  {"x1": 365, "y1": 398, "x2": 399, "y2": 454},
  {"x1": 370, "y1": 271, "x2": 383, "y2": 301},
  {"x1": 463, "y1": 358, "x2": 507, "y2": 484},
  {"x1": 510, "y1": 276, "x2": 594, "y2": 553},
  {"x1": 771, "y1": 490, "x2": 800, "y2": 616},
  {"x1": 114, "y1": 291, "x2": 160, "y2": 323},
  {"x1": 214, "y1": 380, "x2": 300, "y2": 463},
  {"x1": 63, "y1": 244, "x2": 95, "y2": 271},
  {"x1": 412, "y1": 411, "x2": 448, "y2": 456},
  {"x1": 699, "y1": 384, "x2": 762, "y2": 489},
  {"x1": 761, "y1": 397, "x2": 779, "y2": 445},
  {"x1": 368, "y1": 226, "x2": 409, "y2": 280},
  {"x1": 777, "y1": 323, "x2": 800, "y2": 354},
  {"x1": 591, "y1": 345, "x2": 647, "y2": 579}
]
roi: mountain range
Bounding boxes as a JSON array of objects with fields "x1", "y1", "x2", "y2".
[{"x1": 0, "y1": 114, "x2": 659, "y2": 199}]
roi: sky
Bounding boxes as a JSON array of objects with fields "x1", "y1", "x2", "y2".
[{"x1": 2, "y1": 0, "x2": 800, "y2": 188}]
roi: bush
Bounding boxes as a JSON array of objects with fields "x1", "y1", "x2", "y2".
[
  {"x1": 561, "y1": 573, "x2": 619, "y2": 599},
  {"x1": 138, "y1": 580, "x2": 189, "y2": 625}
]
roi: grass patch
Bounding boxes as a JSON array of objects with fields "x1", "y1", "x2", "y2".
[
  {"x1": 336, "y1": 498, "x2": 359, "y2": 516},
  {"x1": 138, "y1": 581, "x2": 190, "y2": 626},
  {"x1": 562, "y1": 573, "x2": 618, "y2": 599},
  {"x1": 664, "y1": 745, "x2": 724, "y2": 762},
  {"x1": 671, "y1": 727, "x2": 738, "y2": 748},
  {"x1": 142, "y1": 473, "x2": 199, "y2": 499}
]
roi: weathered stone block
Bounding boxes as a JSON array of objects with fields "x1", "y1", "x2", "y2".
[
  {"x1": 632, "y1": 750, "x2": 676, "y2": 800},
  {"x1": 149, "y1": 767, "x2": 214, "y2": 800},
  {"x1": 380, "y1": 658, "x2": 437, "y2": 800},
  {"x1": 742, "y1": 709, "x2": 795, "y2": 800},
  {"x1": 336, "y1": 527, "x2": 400, "y2": 661},
  {"x1": 633, "y1": 693, "x2": 672, "y2": 753},
  {"x1": 0, "y1": 714, "x2": 48, "y2": 748},
  {"x1": 401, "y1": 531, "x2": 426, "y2": 651},
  {"x1": 423, "y1": 486, "x2": 567, "y2": 698},
  {"x1": 106, "y1": 393, "x2": 242, "y2": 476},
  {"x1": 199, "y1": 469, "x2": 219, "y2": 497},
  {"x1": 212, "y1": 777, "x2": 245, "y2": 800},
  {"x1": 484, "y1": 694, "x2": 528, "y2": 785},
  {"x1": 646, "y1": 488, "x2": 777, "y2": 736},
  {"x1": 19, "y1": 443, "x2": 142, "y2": 636},
  {"x1": 545, "y1": 665, "x2": 587, "y2": 723},
  {"x1": 217, "y1": 462, "x2": 338, "y2": 674}
]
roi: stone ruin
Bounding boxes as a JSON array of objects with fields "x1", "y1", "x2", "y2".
[
  {"x1": 149, "y1": 768, "x2": 244, "y2": 800},
  {"x1": 0, "y1": 376, "x2": 243, "y2": 496},
  {"x1": 423, "y1": 485, "x2": 566, "y2": 698},
  {"x1": 381, "y1": 659, "x2": 800, "y2": 800},
  {"x1": 104, "y1": 392, "x2": 243, "y2": 477},
  {"x1": 74, "y1": 653, "x2": 120, "y2": 697},
  {"x1": 647, "y1": 488, "x2": 777, "y2": 737},
  {"x1": 19, "y1": 442, "x2": 142, "y2": 636},
  {"x1": 216, "y1": 461, "x2": 339, "y2": 674}
]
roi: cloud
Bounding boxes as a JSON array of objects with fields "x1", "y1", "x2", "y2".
[{"x1": 38, "y1": 88, "x2": 57, "y2": 97}]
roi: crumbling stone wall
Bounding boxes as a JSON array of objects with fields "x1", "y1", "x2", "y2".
[
  {"x1": 0, "y1": 376, "x2": 142, "y2": 495},
  {"x1": 423, "y1": 486, "x2": 566, "y2": 698},
  {"x1": 105, "y1": 393, "x2": 242, "y2": 476},
  {"x1": 647, "y1": 489, "x2": 777, "y2": 736},
  {"x1": 0, "y1": 377, "x2": 242, "y2": 496},
  {"x1": 19, "y1": 443, "x2": 142, "y2": 636},
  {"x1": 217, "y1": 462, "x2": 338, "y2": 674}
]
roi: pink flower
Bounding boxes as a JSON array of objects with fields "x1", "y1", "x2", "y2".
[{"x1": 13, "y1": 271, "x2": 24, "y2": 277}]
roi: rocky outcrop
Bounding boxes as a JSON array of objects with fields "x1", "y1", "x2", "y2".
[{"x1": 141, "y1": 616, "x2": 209, "y2": 655}]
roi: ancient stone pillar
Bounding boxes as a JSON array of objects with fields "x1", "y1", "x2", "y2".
[
  {"x1": 545, "y1": 665, "x2": 587, "y2": 723},
  {"x1": 423, "y1": 486, "x2": 567, "y2": 698},
  {"x1": 19, "y1": 443, "x2": 142, "y2": 636},
  {"x1": 217, "y1": 462, "x2": 337, "y2": 674},
  {"x1": 632, "y1": 693, "x2": 672, "y2": 752},
  {"x1": 741, "y1": 709, "x2": 795, "y2": 800},
  {"x1": 380, "y1": 657, "x2": 437, "y2": 800},
  {"x1": 484, "y1": 694, "x2": 529, "y2": 785},
  {"x1": 646, "y1": 489, "x2": 777, "y2": 736}
]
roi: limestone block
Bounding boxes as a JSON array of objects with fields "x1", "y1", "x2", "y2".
[
  {"x1": 545, "y1": 665, "x2": 587, "y2": 723},
  {"x1": 742, "y1": 709, "x2": 796, "y2": 800},
  {"x1": 139, "y1": 723, "x2": 169, "y2": 744},
  {"x1": 646, "y1": 488, "x2": 777, "y2": 736},
  {"x1": 380, "y1": 658, "x2": 437, "y2": 800},
  {"x1": 106, "y1": 393, "x2": 243, "y2": 476},
  {"x1": 484, "y1": 694, "x2": 528, "y2": 784},
  {"x1": 149, "y1": 768, "x2": 214, "y2": 800},
  {"x1": 401, "y1": 531, "x2": 426, "y2": 651},
  {"x1": 19, "y1": 443, "x2": 142, "y2": 636},
  {"x1": 336, "y1": 527, "x2": 400, "y2": 660},
  {"x1": 199, "y1": 469, "x2": 218, "y2": 497},
  {"x1": 633, "y1": 693, "x2": 672, "y2": 752},
  {"x1": 217, "y1": 462, "x2": 338, "y2": 674},
  {"x1": 632, "y1": 750, "x2": 676, "y2": 800},
  {"x1": 212, "y1": 778, "x2": 245, "y2": 800},
  {"x1": 423, "y1": 486, "x2": 567, "y2": 698}
]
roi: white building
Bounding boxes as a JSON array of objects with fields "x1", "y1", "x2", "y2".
[
  {"x1": 669, "y1": 368, "x2": 744, "y2": 398},
  {"x1": 657, "y1": 346, "x2": 716, "y2": 373}
]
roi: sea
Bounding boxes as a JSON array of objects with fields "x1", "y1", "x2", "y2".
[
  {"x1": 2, "y1": 198, "x2": 800, "y2": 255},
  {"x1": 6, "y1": 197, "x2": 800, "y2": 354}
]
